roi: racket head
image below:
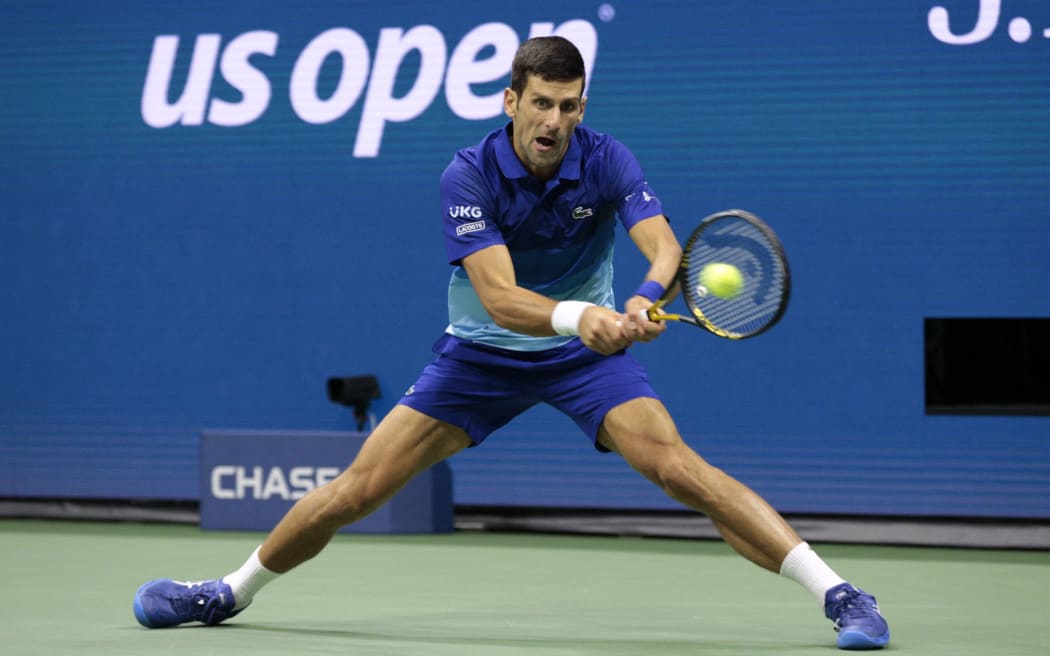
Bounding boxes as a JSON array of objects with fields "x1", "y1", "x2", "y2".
[{"x1": 678, "y1": 209, "x2": 790, "y2": 339}]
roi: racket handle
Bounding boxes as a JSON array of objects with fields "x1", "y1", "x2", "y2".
[{"x1": 645, "y1": 297, "x2": 670, "y2": 321}]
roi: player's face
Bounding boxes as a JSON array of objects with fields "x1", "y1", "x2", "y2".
[{"x1": 504, "y1": 74, "x2": 586, "y2": 180}]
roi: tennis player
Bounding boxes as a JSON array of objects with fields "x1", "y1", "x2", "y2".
[{"x1": 134, "y1": 36, "x2": 889, "y2": 650}]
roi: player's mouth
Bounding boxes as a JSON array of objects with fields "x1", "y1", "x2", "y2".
[{"x1": 535, "y1": 135, "x2": 557, "y2": 152}]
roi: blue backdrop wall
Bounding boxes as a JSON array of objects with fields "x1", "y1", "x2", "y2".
[{"x1": 3, "y1": 0, "x2": 1048, "y2": 517}]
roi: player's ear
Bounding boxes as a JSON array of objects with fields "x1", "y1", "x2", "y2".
[
  {"x1": 578, "y1": 96, "x2": 587, "y2": 123},
  {"x1": 503, "y1": 87, "x2": 517, "y2": 119}
]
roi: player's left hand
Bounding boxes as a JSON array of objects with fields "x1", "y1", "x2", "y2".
[{"x1": 622, "y1": 296, "x2": 666, "y2": 343}]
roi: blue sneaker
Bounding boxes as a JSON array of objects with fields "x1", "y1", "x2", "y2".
[
  {"x1": 133, "y1": 579, "x2": 244, "y2": 628},
  {"x1": 824, "y1": 583, "x2": 890, "y2": 650}
]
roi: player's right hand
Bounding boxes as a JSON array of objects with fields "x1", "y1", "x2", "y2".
[
  {"x1": 578, "y1": 306, "x2": 632, "y2": 355},
  {"x1": 623, "y1": 295, "x2": 666, "y2": 343}
]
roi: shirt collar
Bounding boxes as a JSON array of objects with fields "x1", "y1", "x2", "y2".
[{"x1": 495, "y1": 122, "x2": 582, "y2": 183}]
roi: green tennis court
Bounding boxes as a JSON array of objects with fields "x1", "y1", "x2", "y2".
[{"x1": 2, "y1": 519, "x2": 1047, "y2": 655}]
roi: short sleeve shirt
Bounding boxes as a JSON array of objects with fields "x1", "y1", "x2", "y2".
[{"x1": 439, "y1": 123, "x2": 663, "y2": 351}]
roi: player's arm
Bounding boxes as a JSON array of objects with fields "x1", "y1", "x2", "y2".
[
  {"x1": 461, "y1": 244, "x2": 630, "y2": 355},
  {"x1": 625, "y1": 214, "x2": 682, "y2": 341}
]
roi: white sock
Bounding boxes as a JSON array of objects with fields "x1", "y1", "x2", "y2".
[
  {"x1": 778, "y1": 541, "x2": 846, "y2": 606},
  {"x1": 221, "y1": 546, "x2": 280, "y2": 610}
]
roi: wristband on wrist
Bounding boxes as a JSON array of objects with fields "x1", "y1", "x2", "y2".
[
  {"x1": 550, "y1": 300, "x2": 595, "y2": 336},
  {"x1": 633, "y1": 280, "x2": 666, "y2": 302}
]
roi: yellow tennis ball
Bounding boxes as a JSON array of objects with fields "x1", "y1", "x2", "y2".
[{"x1": 699, "y1": 262, "x2": 744, "y2": 299}]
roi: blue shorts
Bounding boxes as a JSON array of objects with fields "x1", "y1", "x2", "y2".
[{"x1": 398, "y1": 334, "x2": 659, "y2": 451}]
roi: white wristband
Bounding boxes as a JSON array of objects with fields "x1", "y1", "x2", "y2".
[{"x1": 550, "y1": 301, "x2": 595, "y2": 336}]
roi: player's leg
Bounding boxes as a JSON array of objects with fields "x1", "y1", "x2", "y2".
[
  {"x1": 134, "y1": 405, "x2": 471, "y2": 628},
  {"x1": 133, "y1": 350, "x2": 532, "y2": 630},
  {"x1": 597, "y1": 396, "x2": 889, "y2": 649},
  {"x1": 597, "y1": 397, "x2": 800, "y2": 570},
  {"x1": 258, "y1": 405, "x2": 471, "y2": 573}
]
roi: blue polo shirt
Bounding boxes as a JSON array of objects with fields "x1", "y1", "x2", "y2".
[{"x1": 439, "y1": 122, "x2": 664, "y2": 352}]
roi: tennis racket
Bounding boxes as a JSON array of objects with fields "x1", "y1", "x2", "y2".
[{"x1": 647, "y1": 209, "x2": 790, "y2": 339}]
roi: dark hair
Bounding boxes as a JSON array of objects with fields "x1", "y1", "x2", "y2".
[{"x1": 510, "y1": 36, "x2": 586, "y2": 97}]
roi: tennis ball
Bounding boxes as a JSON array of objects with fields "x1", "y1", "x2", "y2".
[{"x1": 698, "y1": 262, "x2": 744, "y2": 299}]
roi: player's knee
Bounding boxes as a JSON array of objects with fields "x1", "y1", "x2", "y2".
[
  {"x1": 653, "y1": 456, "x2": 694, "y2": 496},
  {"x1": 312, "y1": 469, "x2": 385, "y2": 527},
  {"x1": 653, "y1": 452, "x2": 723, "y2": 508}
]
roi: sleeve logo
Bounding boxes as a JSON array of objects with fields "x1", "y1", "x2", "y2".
[
  {"x1": 449, "y1": 205, "x2": 483, "y2": 219},
  {"x1": 455, "y1": 220, "x2": 486, "y2": 236}
]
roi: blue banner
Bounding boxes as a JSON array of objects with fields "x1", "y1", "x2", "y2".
[{"x1": 2, "y1": 1, "x2": 1048, "y2": 517}]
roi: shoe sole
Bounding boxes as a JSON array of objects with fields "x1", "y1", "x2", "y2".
[{"x1": 838, "y1": 629, "x2": 890, "y2": 650}]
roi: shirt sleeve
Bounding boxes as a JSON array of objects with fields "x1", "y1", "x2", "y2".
[
  {"x1": 604, "y1": 138, "x2": 665, "y2": 231},
  {"x1": 440, "y1": 153, "x2": 505, "y2": 266}
]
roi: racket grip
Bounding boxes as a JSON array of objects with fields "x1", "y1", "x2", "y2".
[{"x1": 643, "y1": 295, "x2": 674, "y2": 322}]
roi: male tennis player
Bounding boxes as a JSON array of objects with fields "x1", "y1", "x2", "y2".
[{"x1": 133, "y1": 36, "x2": 889, "y2": 650}]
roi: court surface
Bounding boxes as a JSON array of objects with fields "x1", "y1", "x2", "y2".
[{"x1": 1, "y1": 519, "x2": 1047, "y2": 655}]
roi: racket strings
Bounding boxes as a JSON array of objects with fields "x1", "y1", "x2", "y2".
[{"x1": 682, "y1": 217, "x2": 787, "y2": 337}]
